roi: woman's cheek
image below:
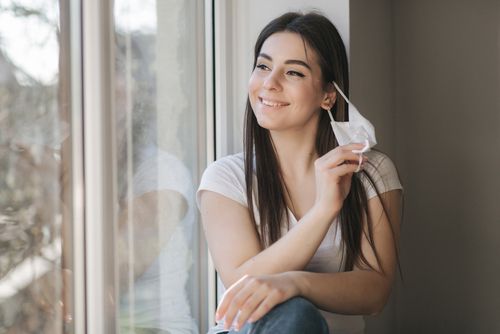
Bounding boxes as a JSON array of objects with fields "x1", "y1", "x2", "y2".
[{"x1": 248, "y1": 78, "x2": 260, "y2": 107}]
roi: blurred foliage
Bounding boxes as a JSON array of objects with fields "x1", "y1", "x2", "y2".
[{"x1": 0, "y1": 1, "x2": 65, "y2": 333}]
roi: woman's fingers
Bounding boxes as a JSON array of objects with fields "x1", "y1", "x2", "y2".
[
  {"x1": 316, "y1": 151, "x2": 367, "y2": 174},
  {"x1": 247, "y1": 290, "x2": 283, "y2": 324},
  {"x1": 216, "y1": 275, "x2": 290, "y2": 331},
  {"x1": 220, "y1": 278, "x2": 261, "y2": 329},
  {"x1": 216, "y1": 275, "x2": 248, "y2": 321},
  {"x1": 215, "y1": 274, "x2": 298, "y2": 330},
  {"x1": 232, "y1": 284, "x2": 269, "y2": 330},
  {"x1": 337, "y1": 142, "x2": 366, "y2": 151},
  {"x1": 316, "y1": 143, "x2": 368, "y2": 170},
  {"x1": 328, "y1": 161, "x2": 363, "y2": 177}
]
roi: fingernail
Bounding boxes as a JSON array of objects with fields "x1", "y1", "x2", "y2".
[{"x1": 231, "y1": 321, "x2": 239, "y2": 331}]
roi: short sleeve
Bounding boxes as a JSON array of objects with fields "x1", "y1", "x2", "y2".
[
  {"x1": 359, "y1": 150, "x2": 403, "y2": 200},
  {"x1": 133, "y1": 150, "x2": 193, "y2": 200},
  {"x1": 196, "y1": 154, "x2": 248, "y2": 209}
]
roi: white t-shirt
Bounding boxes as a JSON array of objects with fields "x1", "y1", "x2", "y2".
[
  {"x1": 197, "y1": 150, "x2": 403, "y2": 334},
  {"x1": 120, "y1": 150, "x2": 198, "y2": 333}
]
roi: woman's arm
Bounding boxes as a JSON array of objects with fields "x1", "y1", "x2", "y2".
[
  {"x1": 199, "y1": 190, "x2": 334, "y2": 287},
  {"x1": 293, "y1": 189, "x2": 402, "y2": 315}
]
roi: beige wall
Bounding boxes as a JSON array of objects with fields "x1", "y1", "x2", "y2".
[
  {"x1": 352, "y1": 0, "x2": 500, "y2": 333},
  {"x1": 351, "y1": 0, "x2": 395, "y2": 157}
]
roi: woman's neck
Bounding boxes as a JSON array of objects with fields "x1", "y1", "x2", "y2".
[{"x1": 269, "y1": 127, "x2": 318, "y2": 180}]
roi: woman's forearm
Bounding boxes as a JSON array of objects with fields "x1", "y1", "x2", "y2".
[
  {"x1": 228, "y1": 206, "x2": 337, "y2": 286},
  {"x1": 289, "y1": 270, "x2": 392, "y2": 316}
]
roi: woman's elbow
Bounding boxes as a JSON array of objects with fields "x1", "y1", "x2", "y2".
[
  {"x1": 366, "y1": 283, "x2": 392, "y2": 316},
  {"x1": 367, "y1": 299, "x2": 387, "y2": 316}
]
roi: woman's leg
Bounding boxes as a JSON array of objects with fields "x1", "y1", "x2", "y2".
[{"x1": 229, "y1": 297, "x2": 329, "y2": 334}]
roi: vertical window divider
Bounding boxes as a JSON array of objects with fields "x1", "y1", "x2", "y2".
[
  {"x1": 81, "y1": 0, "x2": 117, "y2": 333},
  {"x1": 214, "y1": 0, "x2": 231, "y2": 160},
  {"x1": 201, "y1": 0, "x2": 216, "y2": 331},
  {"x1": 69, "y1": 0, "x2": 85, "y2": 332}
]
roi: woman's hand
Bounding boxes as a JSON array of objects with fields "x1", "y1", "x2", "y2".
[
  {"x1": 215, "y1": 273, "x2": 300, "y2": 331},
  {"x1": 313, "y1": 143, "x2": 368, "y2": 219}
]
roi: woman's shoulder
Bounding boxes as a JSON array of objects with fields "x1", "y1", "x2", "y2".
[
  {"x1": 212, "y1": 152, "x2": 245, "y2": 169},
  {"x1": 196, "y1": 152, "x2": 248, "y2": 208},
  {"x1": 202, "y1": 152, "x2": 245, "y2": 181},
  {"x1": 364, "y1": 150, "x2": 396, "y2": 170},
  {"x1": 359, "y1": 150, "x2": 403, "y2": 199}
]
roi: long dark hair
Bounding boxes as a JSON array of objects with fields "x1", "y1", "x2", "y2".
[{"x1": 244, "y1": 12, "x2": 399, "y2": 273}]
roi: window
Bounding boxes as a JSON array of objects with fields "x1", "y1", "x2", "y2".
[
  {"x1": 0, "y1": 0, "x2": 212, "y2": 333},
  {"x1": 0, "y1": 0, "x2": 75, "y2": 333},
  {"x1": 113, "y1": 0, "x2": 206, "y2": 332}
]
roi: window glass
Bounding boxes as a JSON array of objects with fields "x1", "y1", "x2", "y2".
[
  {"x1": 0, "y1": 0, "x2": 74, "y2": 333},
  {"x1": 114, "y1": 1, "x2": 201, "y2": 332}
]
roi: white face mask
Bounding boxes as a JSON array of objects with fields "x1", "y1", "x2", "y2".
[{"x1": 327, "y1": 81, "x2": 377, "y2": 171}]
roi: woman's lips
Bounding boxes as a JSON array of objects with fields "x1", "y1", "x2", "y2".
[{"x1": 259, "y1": 97, "x2": 290, "y2": 107}]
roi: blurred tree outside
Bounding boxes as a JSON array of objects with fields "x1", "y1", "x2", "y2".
[{"x1": 0, "y1": 0, "x2": 72, "y2": 333}]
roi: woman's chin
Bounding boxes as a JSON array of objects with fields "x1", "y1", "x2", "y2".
[{"x1": 255, "y1": 117, "x2": 281, "y2": 131}]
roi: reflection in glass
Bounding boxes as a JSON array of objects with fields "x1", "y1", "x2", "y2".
[
  {"x1": 0, "y1": 0, "x2": 73, "y2": 333},
  {"x1": 114, "y1": 0, "x2": 200, "y2": 332}
]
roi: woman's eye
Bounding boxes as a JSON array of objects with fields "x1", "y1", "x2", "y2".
[
  {"x1": 287, "y1": 70, "x2": 305, "y2": 78},
  {"x1": 256, "y1": 64, "x2": 270, "y2": 71}
]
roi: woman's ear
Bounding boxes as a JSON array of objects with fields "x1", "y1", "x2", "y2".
[{"x1": 321, "y1": 83, "x2": 336, "y2": 110}]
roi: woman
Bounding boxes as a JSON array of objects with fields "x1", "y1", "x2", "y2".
[{"x1": 197, "y1": 11, "x2": 403, "y2": 334}]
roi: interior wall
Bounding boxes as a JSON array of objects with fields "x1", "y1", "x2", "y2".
[
  {"x1": 350, "y1": 1, "x2": 398, "y2": 333},
  {"x1": 350, "y1": 0, "x2": 395, "y2": 158},
  {"x1": 393, "y1": 0, "x2": 500, "y2": 332},
  {"x1": 352, "y1": 0, "x2": 500, "y2": 333}
]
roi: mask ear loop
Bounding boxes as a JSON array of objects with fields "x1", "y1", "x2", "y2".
[
  {"x1": 330, "y1": 81, "x2": 368, "y2": 173},
  {"x1": 332, "y1": 81, "x2": 351, "y2": 105}
]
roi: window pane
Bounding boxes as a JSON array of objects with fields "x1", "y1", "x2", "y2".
[
  {"x1": 0, "y1": 0, "x2": 74, "y2": 333},
  {"x1": 114, "y1": 1, "x2": 202, "y2": 332}
]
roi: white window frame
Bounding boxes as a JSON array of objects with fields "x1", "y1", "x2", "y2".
[
  {"x1": 81, "y1": 0, "x2": 117, "y2": 333},
  {"x1": 69, "y1": 0, "x2": 85, "y2": 332}
]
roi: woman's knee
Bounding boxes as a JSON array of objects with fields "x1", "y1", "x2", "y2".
[{"x1": 242, "y1": 297, "x2": 329, "y2": 334}]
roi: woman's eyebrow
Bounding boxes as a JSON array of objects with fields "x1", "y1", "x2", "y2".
[{"x1": 258, "y1": 53, "x2": 312, "y2": 71}]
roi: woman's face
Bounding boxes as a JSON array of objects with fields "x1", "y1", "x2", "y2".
[{"x1": 248, "y1": 31, "x2": 330, "y2": 132}]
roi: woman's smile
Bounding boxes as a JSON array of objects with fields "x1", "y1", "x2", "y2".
[{"x1": 259, "y1": 97, "x2": 290, "y2": 108}]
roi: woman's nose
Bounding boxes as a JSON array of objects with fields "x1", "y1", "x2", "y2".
[{"x1": 262, "y1": 71, "x2": 282, "y2": 91}]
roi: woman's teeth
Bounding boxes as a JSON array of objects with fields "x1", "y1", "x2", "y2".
[{"x1": 261, "y1": 99, "x2": 288, "y2": 107}]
